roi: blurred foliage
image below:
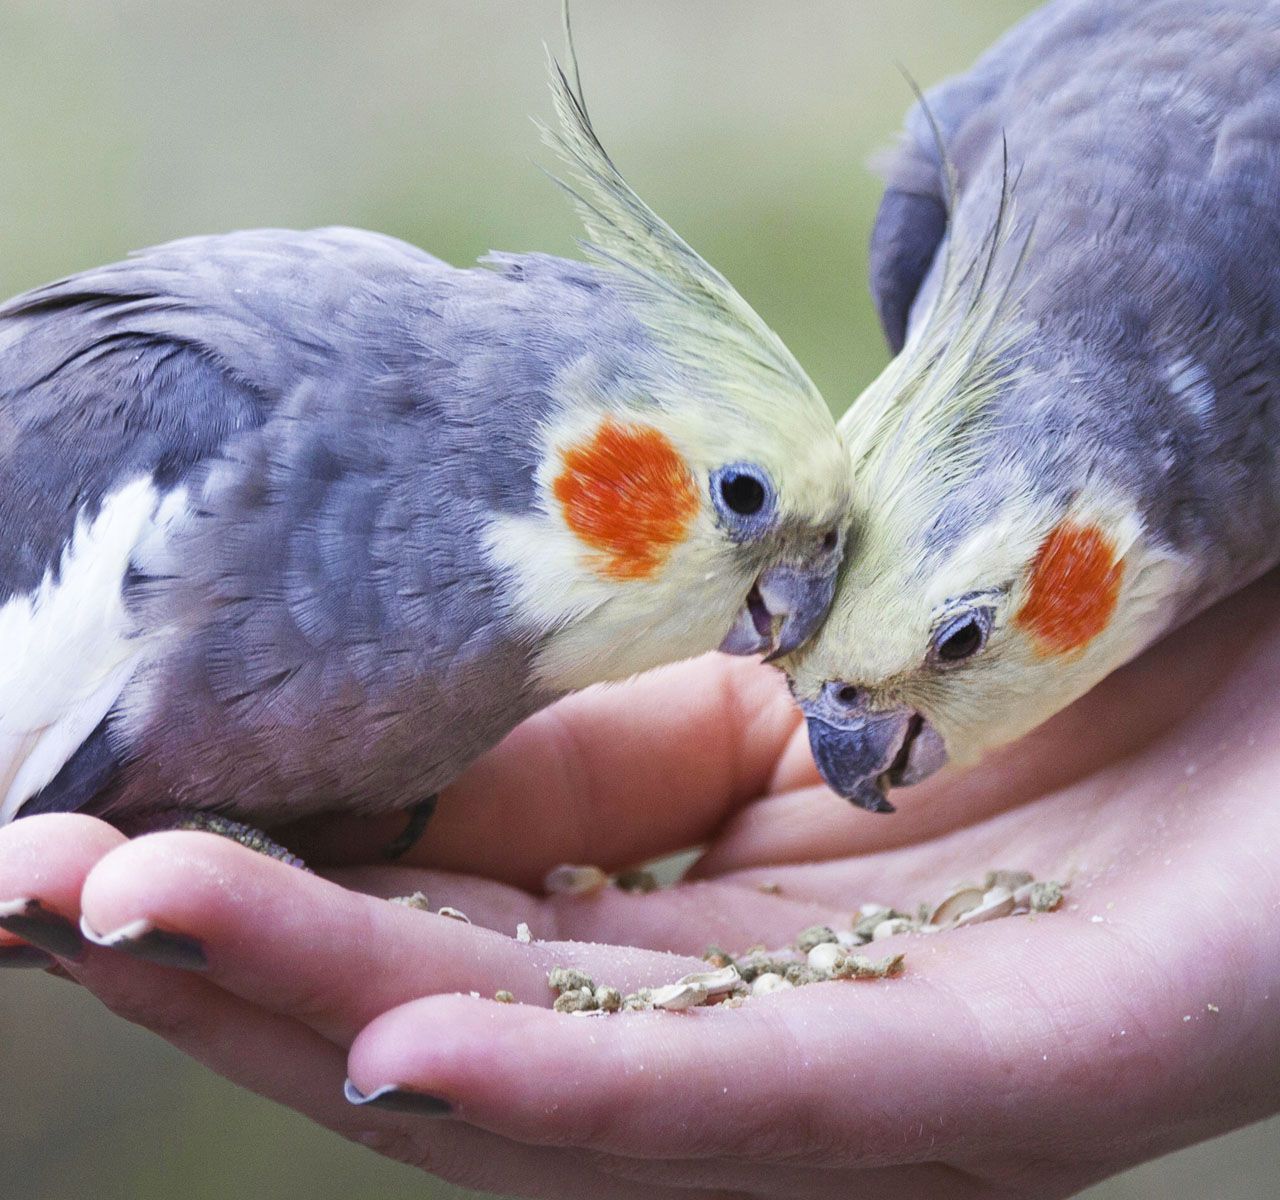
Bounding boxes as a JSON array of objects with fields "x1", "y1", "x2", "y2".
[{"x1": 1, "y1": 3, "x2": 1276, "y2": 1198}]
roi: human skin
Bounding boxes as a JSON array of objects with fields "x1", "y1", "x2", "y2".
[{"x1": 2, "y1": 572, "x2": 1279, "y2": 1200}]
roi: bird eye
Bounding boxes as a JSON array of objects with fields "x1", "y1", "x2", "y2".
[
  {"x1": 709, "y1": 463, "x2": 777, "y2": 539},
  {"x1": 931, "y1": 608, "x2": 992, "y2": 666},
  {"x1": 719, "y1": 471, "x2": 765, "y2": 515}
]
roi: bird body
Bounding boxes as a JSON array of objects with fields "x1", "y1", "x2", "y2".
[
  {"x1": 0, "y1": 54, "x2": 849, "y2": 832},
  {"x1": 787, "y1": 0, "x2": 1280, "y2": 809}
]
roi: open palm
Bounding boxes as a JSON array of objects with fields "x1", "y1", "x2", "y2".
[{"x1": 3, "y1": 573, "x2": 1279, "y2": 1200}]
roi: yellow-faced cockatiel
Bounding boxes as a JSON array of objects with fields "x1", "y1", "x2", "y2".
[
  {"x1": 0, "y1": 35, "x2": 848, "y2": 863},
  {"x1": 787, "y1": 0, "x2": 1280, "y2": 811}
]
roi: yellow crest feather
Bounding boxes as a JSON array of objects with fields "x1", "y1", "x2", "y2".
[
  {"x1": 840, "y1": 137, "x2": 1034, "y2": 569},
  {"x1": 538, "y1": 4, "x2": 826, "y2": 417}
]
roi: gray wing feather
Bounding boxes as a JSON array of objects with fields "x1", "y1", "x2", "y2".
[
  {"x1": 868, "y1": 0, "x2": 1121, "y2": 351},
  {"x1": 0, "y1": 226, "x2": 449, "y2": 600}
]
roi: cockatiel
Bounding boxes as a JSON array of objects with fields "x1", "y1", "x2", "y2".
[
  {"x1": 786, "y1": 0, "x2": 1280, "y2": 812},
  {"x1": 0, "y1": 45, "x2": 849, "y2": 848}
]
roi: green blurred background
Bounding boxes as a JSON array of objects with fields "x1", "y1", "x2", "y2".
[{"x1": 1, "y1": 3, "x2": 1277, "y2": 1197}]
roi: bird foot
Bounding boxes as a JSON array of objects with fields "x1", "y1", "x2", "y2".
[
  {"x1": 381, "y1": 795, "x2": 438, "y2": 861},
  {"x1": 166, "y1": 812, "x2": 312, "y2": 871}
]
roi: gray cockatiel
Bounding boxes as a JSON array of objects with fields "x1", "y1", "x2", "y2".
[
  {"x1": 786, "y1": 0, "x2": 1280, "y2": 811},
  {"x1": 0, "y1": 49, "x2": 850, "y2": 845}
]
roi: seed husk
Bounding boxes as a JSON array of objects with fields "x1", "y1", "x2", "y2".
[
  {"x1": 548, "y1": 966, "x2": 595, "y2": 994},
  {"x1": 613, "y1": 869, "x2": 660, "y2": 894},
  {"x1": 595, "y1": 985, "x2": 622, "y2": 1012},
  {"x1": 796, "y1": 925, "x2": 840, "y2": 952},
  {"x1": 553, "y1": 986, "x2": 599, "y2": 1014},
  {"x1": 954, "y1": 886, "x2": 1016, "y2": 926},
  {"x1": 832, "y1": 951, "x2": 906, "y2": 980},
  {"x1": 928, "y1": 885, "x2": 986, "y2": 927},
  {"x1": 1028, "y1": 880, "x2": 1064, "y2": 912},
  {"x1": 543, "y1": 864, "x2": 609, "y2": 896}
]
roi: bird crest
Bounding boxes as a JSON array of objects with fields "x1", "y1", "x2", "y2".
[
  {"x1": 839, "y1": 132, "x2": 1035, "y2": 577},
  {"x1": 538, "y1": 5, "x2": 827, "y2": 421}
]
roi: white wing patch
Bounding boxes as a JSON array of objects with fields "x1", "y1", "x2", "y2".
[{"x1": 0, "y1": 477, "x2": 188, "y2": 824}]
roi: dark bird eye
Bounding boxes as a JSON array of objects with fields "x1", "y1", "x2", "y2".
[
  {"x1": 938, "y1": 620, "x2": 983, "y2": 661},
  {"x1": 709, "y1": 463, "x2": 777, "y2": 539},
  {"x1": 931, "y1": 607, "x2": 993, "y2": 666},
  {"x1": 719, "y1": 472, "x2": 765, "y2": 515}
]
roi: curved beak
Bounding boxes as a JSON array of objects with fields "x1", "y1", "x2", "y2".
[
  {"x1": 799, "y1": 696, "x2": 949, "y2": 813},
  {"x1": 718, "y1": 558, "x2": 840, "y2": 661}
]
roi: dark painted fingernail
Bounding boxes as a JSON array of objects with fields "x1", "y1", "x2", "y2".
[
  {"x1": 344, "y1": 1079, "x2": 453, "y2": 1117},
  {"x1": 0, "y1": 899, "x2": 86, "y2": 961},
  {"x1": 79, "y1": 916, "x2": 208, "y2": 971},
  {"x1": 0, "y1": 943, "x2": 58, "y2": 969}
]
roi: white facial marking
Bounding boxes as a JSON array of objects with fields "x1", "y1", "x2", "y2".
[
  {"x1": 1165, "y1": 356, "x2": 1216, "y2": 424},
  {"x1": 0, "y1": 478, "x2": 189, "y2": 823}
]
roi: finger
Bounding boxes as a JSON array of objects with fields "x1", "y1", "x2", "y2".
[
  {"x1": 293, "y1": 654, "x2": 801, "y2": 885},
  {"x1": 77, "y1": 830, "x2": 703, "y2": 1043},
  {"x1": 345, "y1": 910, "x2": 1213, "y2": 1169},
  {"x1": 347, "y1": 978, "x2": 984, "y2": 1164},
  {"x1": 699, "y1": 571, "x2": 1280, "y2": 876},
  {"x1": 0, "y1": 813, "x2": 127, "y2": 960},
  {"x1": 60, "y1": 943, "x2": 719, "y2": 1200}
]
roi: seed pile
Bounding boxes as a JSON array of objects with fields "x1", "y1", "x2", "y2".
[{"x1": 542, "y1": 868, "x2": 1065, "y2": 1015}]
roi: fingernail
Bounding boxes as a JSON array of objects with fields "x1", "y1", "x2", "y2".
[
  {"x1": 344, "y1": 1079, "x2": 453, "y2": 1117},
  {"x1": 0, "y1": 899, "x2": 86, "y2": 961},
  {"x1": 79, "y1": 916, "x2": 208, "y2": 971},
  {"x1": 0, "y1": 943, "x2": 57, "y2": 969}
]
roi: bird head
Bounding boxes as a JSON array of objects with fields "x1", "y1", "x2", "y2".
[
  {"x1": 488, "y1": 25, "x2": 850, "y2": 693},
  {"x1": 783, "y1": 190, "x2": 1185, "y2": 812}
]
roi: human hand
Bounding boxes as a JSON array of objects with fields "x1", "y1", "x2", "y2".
[{"x1": 3, "y1": 573, "x2": 1279, "y2": 1200}]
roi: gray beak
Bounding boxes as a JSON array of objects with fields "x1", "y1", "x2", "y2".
[
  {"x1": 719, "y1": 558, "x2": 840, "y2": 660},
  {"x1": 799, "y1": 685, "x2": 948, "y2": 813}
]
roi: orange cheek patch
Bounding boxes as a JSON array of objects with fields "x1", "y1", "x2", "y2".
[
  {"x1": 1014, "y1": 520, "x2": 1124, "y2": 656},
  {"x1": 552, "y1": 418, "x2": 700, "y2": 581}
]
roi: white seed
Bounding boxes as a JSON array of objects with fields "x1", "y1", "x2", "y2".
[
  {"x1": 955, "y1": 886, "x2": 1015, "y2": 927},
  {"x1": 750, "y1": 972, "x2": 794, "y2": 996},
  {"x1": 436, "y1": 906, "x2": 471, "y2": 923},
  {"x1": 515, "y1": 922, "x2": 533, "y2": 943},
  {"x1": 543, "y1": 864, "x2": 609, "y2": 896},
  {"x1": 389, "y1": 891, "x2": 431, "y2": 910},
  {"x1": 858, "y1": 902, "x2": 891, "y2": 919},
  {"x1": 928, "y1": 885, "x2": 986, "y2": 927},
  {"x1": 872, "y1": 917, "x2": 914, "y2": 941},
  {"x1": 807, "y1": 942, "x2": 843, "y2": 975}
]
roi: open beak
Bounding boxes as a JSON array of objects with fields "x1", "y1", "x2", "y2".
[
  {"x1": 799, "y1": 692, "x2": 948, "y2": 812},
  {"x1": 718, "y1": 557, "x2": 840, "y2": 661}
]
